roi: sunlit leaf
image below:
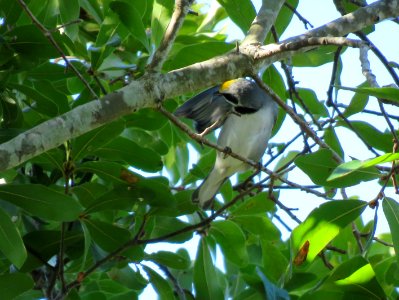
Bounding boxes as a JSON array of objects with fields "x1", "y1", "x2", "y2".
[{"x1": 291, "y1": 200, "x2": 367, "y2": 264}]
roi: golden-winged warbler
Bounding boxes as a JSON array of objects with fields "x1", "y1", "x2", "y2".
[{"x1": 175, "y1": 78, "x2": 278, "y2": 209}]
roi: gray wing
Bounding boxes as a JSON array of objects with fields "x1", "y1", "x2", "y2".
[{"x1": 174, "y1": 86, "x2": 233, "y2": 133}]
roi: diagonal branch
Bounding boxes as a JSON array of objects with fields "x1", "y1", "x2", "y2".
[
  {"x1": 242, "y1": 0, "x2": 286, "y2": 45},
  {"x1": 147, "y1": 0, "x2": 194, "y2": 71}
]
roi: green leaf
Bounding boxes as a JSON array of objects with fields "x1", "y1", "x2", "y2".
[
  {"x1": 76, "y1": 161, "x2": 135, "y2": 185},
  {"x1": 217, "y1": 0, "x2": 256, "y2": 33},
  {"x1": 295, "y1": 149, "x2": 379, "y2": 188},
  {"x1": 0, "y1": 184, "x2": 83, "y2": 221},
  {"x1": 110, "y1": 1, "x2": 150, "y2": 51},
  {"x1": 324, "y1": 127, "x2": 344, "y2": 159},
  {"x1": 123, "y1": 128, "x2": 169, "y2": 155},
  {"x1": 125, "y1": 108, "x2": 168, "y2": 131},
  {"x1": 108, "y1": 266, "x2": 148, "y2": 291},
  {"x1": 338, "y1": 120, "x2": 392, "y2": 153},
  {"x1": 8, "y1": 25, "x2": 59, "y2": 62},
  {"x1": 0, "y1": 207, "x2": 27, "y2": 268},
  {"x1": 230, "y1": 192, "x2": 275, "y2": 215},
  {"x1": 193, "y1": 237, "x2": 224, "y2": 299},
  {"x1": 142, "y1": 266, "x2": 175, "y2": 300},
  {"x1": 260, "y1": 240, "x2": 288, "y2": 282},
  {"x1": 151, "y1": 0, "x2": 174, "y2": 47},
  {"x1": 210, "y1": 220, "x2": 249, "y2": 267},
  {"x1": 145, "y1": 250, "x2": 191, "y2": 270},
  {"x1": 59, "y1": 0, "x2": 80, "y2": 40},
  {"x1": 84, "y1": 186, "x2": 141, "y2": 214},
  {"x1": 382, "y1": 197, "x2": 399, "y2": 264},
  {"x1": 291, "y1": 200, "x2": 367, "y2": 264},
  {"x1": 256, "y1": 267, "x2": 290, "y2": 300},
  {"x1": 231, "y1": 215, "x2": 280, "y2": 240},
  {"x1": 82, "y1": 218, "x2": 134, "y2": 253},
  {"x1": 73, "y1": 120, "x2": 125, "y2": 161},
  {"x1": 328, "y1": 153, "x2": 398, "y2": 181},
  {"x1": 93, "y1": 137, "x2": 163, "y2": 172},
  {"x1": 22, "y1": 230, "x2": 84, "y2": 272},
  {"x1": 337, "y1": 85, "x2": 399, "y2": 103},
  {"x1": 342, "y1": 82, "x2": 369, "y2": 117},
  {"x1": 8, "y1": 82, "x2": 59, "y2": 117},
  {"x1": 316, "y1": 256, "x2": 386, "y2": 299},
  {"x1": 292, "y1": 46, "x2": 339, "y2": 67},
  {"x1": 149, "y1": 216, "x2": 192, "y2": 243},
  {"x1": 296, "y1": 88, "x2": 329, "y2": 117},
  {"x1": 0, "y1": 273, "x2": 34, "y2": 300},
  {"x1": 164, "y1": 42, "x2": 234, "y2": 70}
]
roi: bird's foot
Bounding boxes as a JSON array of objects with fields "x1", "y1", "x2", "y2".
[{"x1": 223, "y1": 146, "x2": 232, "y2": 158}]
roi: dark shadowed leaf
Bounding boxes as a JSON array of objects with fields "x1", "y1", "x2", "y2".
[
  {"x1": 73, "y1": 120, "x2": 125, "y2": 161},
  {"x1": 0, "y1": 184, "x2": 83, "y2": 221},
  {"x1": 309, "y1": 256, "x2": 386, "y2": 298},
  {"x1": 256, "y1": 267, "x2": 290, "y2": 300},
  {"x1": 0, "y1": 207, "x2": 27, "y2": 268},
  {"x1": 93, "y1": 137, "x2": 163, "y2": 172},
  {"x1": 110, "y1": 1, "x2": 150, "y2": 51},
  {"x1": 382, "y1": 197, "x2": 399, "y2": 264},
  {"x1": 0, "y1": 273, "x2": 33, "y2": 300}
]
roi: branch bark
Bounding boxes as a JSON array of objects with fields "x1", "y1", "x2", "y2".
[{"x1": 0, "y1": 0, "x2": 398, "y2": 172}]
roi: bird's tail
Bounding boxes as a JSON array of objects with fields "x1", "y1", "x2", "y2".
[{"x1": 192, "y1": 168, "x2": 227, "y2": 209}]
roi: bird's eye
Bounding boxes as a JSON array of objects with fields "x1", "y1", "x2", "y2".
[{"x1": 222, "y1": 93, "x2": 239, "y2": 105}]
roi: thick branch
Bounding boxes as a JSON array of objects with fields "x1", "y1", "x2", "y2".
[
  {"x1": 242, "y1": 0, "x2": 285, "y2": 45},
  {"x1": 147, "y1": 0, "x2": 194, "y2": 71},
  {"x1": 0, "y1": 0, "x2": 398, "y2": 171}
]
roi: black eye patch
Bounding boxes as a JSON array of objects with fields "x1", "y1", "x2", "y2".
[
  {"x1": 222, "y1": 93, "x2": 239, "y2": 105},
  {"x1": 234, "y1": 106, "x2": 257, "y2": 114}
]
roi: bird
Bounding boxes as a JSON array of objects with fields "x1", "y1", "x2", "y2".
[{"x1": 174, "y1": 78, "x2": 278, "y2": 209}]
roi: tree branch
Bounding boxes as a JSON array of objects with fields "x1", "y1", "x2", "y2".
[
  {"x1": 242, "y1": 0, "x2": 286, "y2": 45},
  {"x1": 147, "y1": 0, "x2": 194, "y2": 71}
]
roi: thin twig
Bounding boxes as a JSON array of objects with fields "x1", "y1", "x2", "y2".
[
  {"x1": 156, "y1": 264, "x2": 187, "y2": 300},
  {"x1": 335, "y1": 103, "x2": 399, "y2": 121},
  {"x1": 284, "y1": 2, "x2": 313, "y2": 29},
  {"x1": 358, "y1": 44, "x2": 399, "y2": 146},
  {"x1": 252, "y1": 75, "x2": 344, "y2": 163},
  {"x1": 159, "y1": 104, "x2": 329, "y2": 199},
  {"x1": 17, "y1": 0, "x2": 98, "y2": 100}
]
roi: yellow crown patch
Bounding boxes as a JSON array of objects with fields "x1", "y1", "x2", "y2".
[{"x1": 219, "y1": 79, "x2": 239, "y2": 92}]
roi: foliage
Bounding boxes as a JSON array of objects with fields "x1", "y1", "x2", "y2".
[{"x1": 0, "y1": 0, "x2": 398, "y2": 299}]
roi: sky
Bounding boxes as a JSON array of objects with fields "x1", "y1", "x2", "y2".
[{"x1": 141, "y1": 0, "x2": 399, "y2": 298}]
